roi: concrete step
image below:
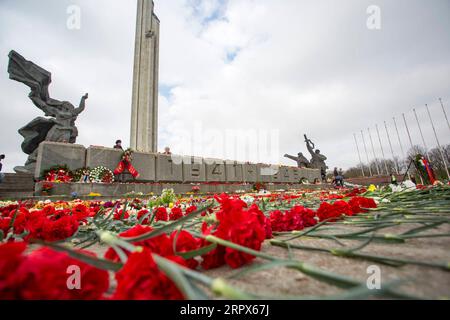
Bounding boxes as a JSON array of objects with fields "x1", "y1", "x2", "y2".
[
  {"x1": 0, "y1": 173, "x2": 35, "y2": 199},
  {"x1": 0, "y1": 191, "x2": 34, "y2": 200},
  {"x1": 346, "y1": 174, "x2": 405, "y2": 186}
]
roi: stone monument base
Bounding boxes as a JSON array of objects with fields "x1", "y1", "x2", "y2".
[{"x1": 34, "y1": 181, "x2": 330, "y2": 198}]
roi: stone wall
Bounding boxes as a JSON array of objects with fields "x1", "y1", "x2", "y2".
[
  {"x1": 34, "y1": 142, "x2": 87, "y2": 178},
  {"x1": 35, "y1": 181, "x2": 330, "y2": 198},
  {"x1": 34, "y1": 142, "x2": 321, "y2": 183}
]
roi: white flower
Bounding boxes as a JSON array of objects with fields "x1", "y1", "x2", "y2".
[
  {"x1": 240, "y1": 195, "x2": 255, "y2": 204},
  {"x1": 401, "y1": 180, "x2": 416, "y2": 190}
]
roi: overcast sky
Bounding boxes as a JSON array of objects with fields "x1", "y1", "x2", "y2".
[{"x1": 1, "y1": 0, "x2": 449, "y2": 172}]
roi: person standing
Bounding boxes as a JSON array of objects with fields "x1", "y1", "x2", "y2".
[
  {"x1": 0, "y1": 154, "x2": 5, "y2": 184},
  {"x1": 390, "y1": 173, "x2": 398, "y2": 185},
  {"x1": 163, "y1": 147, "x2": 172, "y2": 155},
  {"x1": 114, "y1": 140, "x2": 124, "y2": 150},
  {"x1": 338, "y1": 168, "x2": 345, "y2": 187}
]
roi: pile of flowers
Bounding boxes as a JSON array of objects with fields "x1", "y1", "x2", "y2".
[
  {"x1": 44, "y1": 166, "x2": 72, "y2": 183},
  {"x1": 0, "y1": 188, "x2": 382, "y2": 300},
  {"x1": 41, "y1": 165, "x2": 115, "y2": 184},
  {"x1": 270, "y1": 206, "x2": 316, "y2": 232},
  {"x1": 0, "y1": 203, "x2": 98, "y2": 242}
]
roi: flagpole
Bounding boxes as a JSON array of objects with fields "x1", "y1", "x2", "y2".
[
  {"x1": 403, "y1": 112, "x2": 423, "y2": 184},
  {"x1": 384, "y1": 121, "x2": 399, "y2": 174},
  {"x1": 425, "y1": 104, "x2": 450, "y2": 180},
  {"x1": 439, "y1": 98, "x2": 450, "y2": 134},
  {"x1": 354, "y1": 133, "x2": 365, "y2": 177},
  {"x1": 393, "y1": 117, "x2": 410, "y2": 179},
  {"x1": 368, "y1": 128, "x2": 381, "y2": 175},
  {"x1": 361, "y1": 130, "x2": 373, "y2": 176},
  {"x1": 413, "y1": 108, "x2": 431, "y2": 160},
  {"x1": 376, "y1": 124, "x2": 389, "y2": 175}
]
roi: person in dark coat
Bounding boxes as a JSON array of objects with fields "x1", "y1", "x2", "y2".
[
  {"x1": 114, "y1": 140, "x2": 123, "y2": 150},
  {"x1": 0, "y1": 154, "x2": 5, "y2": 183}
]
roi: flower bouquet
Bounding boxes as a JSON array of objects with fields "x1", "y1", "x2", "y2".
[
  {"x1": 43, "y1": 165, "x2": 73, "y2": 183},
  {"x1": 90, "y1": 166, "x2": 114, "y2": 184},
  {"x1": 114, "y1": 148, "x2": 140, "y2": 179},
  {"x1": 41, "y1": 182, "x2": 54, "y2": 195}
]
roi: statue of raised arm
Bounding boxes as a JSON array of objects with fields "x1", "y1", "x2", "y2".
[
  {"x1": 304, "y1": 134, "x2": 315, "y2": 156},
  {"x1": 7, "y1": 50, "x2": 88, "y2": 173},
  {"x1": 304, "y1": 134, "x2": 328, "y2": 181},
  {"x1": 75, "y1": 93, "x2": 88, "y2": 116}
]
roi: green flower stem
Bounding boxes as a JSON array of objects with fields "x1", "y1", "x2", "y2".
[
  {"x1": 400, "y1": 233, "x2": 450, "y2": 240},
  {"x1": 97, "y1": 230, "x2": 138, "y2": 253},
  {"x1": 153, "y1": 254, "x2": 207, "y2": 300},
  {"x1": 402, "y1": 222, "x2": 445, "y2": 235},
  {"x1": 270, "y1": 240, "x2": 450, "y2": 271},
  {"x1": 204, "y1": 235, "x2": 369, "y2": 290},
  {"x1": 211, "y1": 278, "x2": 254, "y2": 300},
  {"x1": 283, "y1": 218, "x2": 334, "y2": 242}
]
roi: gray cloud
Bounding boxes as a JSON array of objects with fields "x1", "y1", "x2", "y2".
[{"x1": 1, "y1": 0, "x2": 449, "y2": 172}]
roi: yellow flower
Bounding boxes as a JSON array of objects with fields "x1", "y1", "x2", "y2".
[
  {"x1": 368, "y1": 184, "x2": 377, "y2": 192},
  {"x1": 88, "y1": 192, "x2": 102, "y2": 197},
  {"x1": 169, "y1": 203, "x2": 174, "y2": 208}
]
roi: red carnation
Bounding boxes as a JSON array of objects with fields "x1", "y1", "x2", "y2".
[
  {"x1": 185, "y1": 205, "x2": 197, "y2": 215},
  {"x1": 137, "y1": 209, "x2": 150, "y2": 224},
  {"x1": 1, "y1": 245, "x2": 109, "y2": 300},
  {"x1": 170, "y1": 230, "x2": 200, "y2": 269},
  {"x1": 269, "y1": 210, "x2": 285, "y2": 232},
  {"x1": 0, "y1": 242, "x2": 27, "y2": 299},
  {"x1": 105, "y1": 225, "x2": 174, "y2": 262},
  {"x1": 72, "y1": 204, "x2": 91, "y2": 222},
  {"x1": 290, "y1": 205, "x2": 317, "y2": 228},
  {"x1": 154, "y1": 207, "x2": 168, "y2": 222},
  {"x1": 0, "y1": 217, "x2": 11, "y2": 235},
  {"x1": 24, "y1": 211, "x2": 79, "y2": 242},
  {"x1": 201, "y1": 194, "x2": 266, "y2": 269},
  {"x1": 248, "y1": 204, "x2": 272, "y2": 239},
  {"x1": 113, "y1": 209, "x2": 130, "y2": 221},
  {"x1": 42, "y1": 205, "x2": 56, "y2": 216},
  {"x1": 317, "y1": 201, "x2": 352, "y2": 221},
  {"x1": 169, "y1": 207, "x2": 183, "y2": 221},
  {"x1": 199, "y1": 223, "x2": 225, "y2": 270},
  {"x1": 112, "y1": 248, "x2": 184, "y2": 300},
  {"x1": 348, "y1": 197, "x2": 377, "y2": 214},
  {"x1": 223, "y1": 220, "x2": 265, "y2": 268}
]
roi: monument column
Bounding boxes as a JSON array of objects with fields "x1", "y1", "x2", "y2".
[{"x1": 130, "y1": 0, "x2": 160, "y2": 153}]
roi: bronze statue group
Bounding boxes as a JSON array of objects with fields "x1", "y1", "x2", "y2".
[{"x1": 285, "y1": 135, "x2": 334, "y2": 184}]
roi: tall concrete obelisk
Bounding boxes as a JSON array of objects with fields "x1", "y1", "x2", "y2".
[{"x1": 130, "y1": 0, "x2": 160, "y2": 153}]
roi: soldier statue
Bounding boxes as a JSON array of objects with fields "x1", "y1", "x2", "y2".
[
  {"x1": 304, "y1": 135, "x2": 328, "y2": 181},
  {"x1": 284, "y1": 152, "x2": 310, "y2": 168}
]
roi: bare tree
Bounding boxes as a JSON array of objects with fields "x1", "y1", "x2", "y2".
[{"x1": 345, "y1": 144, "x2": 449, "y2": 181}]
